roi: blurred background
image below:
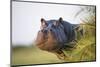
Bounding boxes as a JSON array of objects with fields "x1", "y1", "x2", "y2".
[{"x1": 12, "y1": 1, "x2": 88, "y2": 46}]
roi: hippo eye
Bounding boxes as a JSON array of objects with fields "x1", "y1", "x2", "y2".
[
  {"x1": 41, "y1": 29, "x2": 44, "y2": 32},
  {"x1": 50, "y1": 29, "x2": 52, "y2": 31}
]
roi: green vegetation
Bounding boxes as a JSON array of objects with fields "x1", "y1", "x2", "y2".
[
  {"x1": 62, "y1": 6, "x2": 96, "y2": 62},
  {"x1": 63, "y1": 33, "x2": 96, "y2": 62}
]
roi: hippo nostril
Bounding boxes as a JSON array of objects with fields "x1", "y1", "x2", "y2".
[
  {"x1": 41, "y1": 29, "x2": 46, "y2": 33},
  {"x1": 49, "y1": 29, "x2": 52, "y2": 31},
  {"x1": 50, "y1": 29, "x2": 52, "y2": 32},
  {"x1": 41, "y1": 29, "x2": 44, "y2": 32}
]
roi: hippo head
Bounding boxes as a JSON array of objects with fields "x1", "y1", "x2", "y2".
[
  {"x1": 35, "y1": 17, "x2": 77, "y2": 60},
  {"x1": 35, "y1": 17, "x2": 67, "y2": 51}
]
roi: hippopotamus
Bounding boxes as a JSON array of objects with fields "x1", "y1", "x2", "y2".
[{"x1": 35, "y1": 17, "x2": 77, "y2": 59}]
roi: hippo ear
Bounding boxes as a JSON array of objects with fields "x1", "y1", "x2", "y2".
[
  {"x1": 41, "y1": 18, "x2": 47, "y2": 25},
  {"x1": 41, "y1": 18, "x2": 45, "y2": 23},
  {"x1": 59, "y1": 17, "x2": 63, "y2": 22}
]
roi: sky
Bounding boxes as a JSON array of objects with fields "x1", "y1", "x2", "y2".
[{"x1": 12, "y1": 1, "x2": 86, "y2": 46}]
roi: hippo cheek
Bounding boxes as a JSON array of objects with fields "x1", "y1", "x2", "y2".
[{"x1": 35, "y1": 30, "x2": 48, "y2": 46}]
